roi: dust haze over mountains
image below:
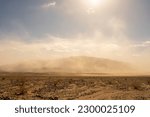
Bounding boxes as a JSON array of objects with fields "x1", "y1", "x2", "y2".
[
  {"x1": 0, "y1": 56, "x2": 133, "y2": 74},
  {"x1": 0, "y1": 0, "x2": 150, "y2": 74},
  {"x1": 0, "y1": 33, "x2": 150, "y2": 74}
]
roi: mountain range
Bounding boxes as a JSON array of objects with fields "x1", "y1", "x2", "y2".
[{"x1": 0, "y1": 56, "x2": 134, "y2": 74}]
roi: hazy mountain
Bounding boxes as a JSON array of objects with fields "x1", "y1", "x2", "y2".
[{"x1": 0, "y1": 56, "x2": 133, "y2": 73}]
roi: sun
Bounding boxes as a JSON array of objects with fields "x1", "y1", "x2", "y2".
[
  {"x1": 82, "y1": 0, "x2": 107, "y2": 9},
  {"x1": 88, "y1": 0, "x2": 100, "y2": 6},
  {"x1": 87, "y1": 0, "x2": 104, "y2": 7}
]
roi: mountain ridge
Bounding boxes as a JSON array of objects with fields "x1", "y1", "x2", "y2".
[{"x1": 0, "y1": 56, "x2": 133, "y2": 73}]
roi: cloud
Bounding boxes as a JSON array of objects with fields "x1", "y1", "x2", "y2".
[
  {"x1": 0, "y1": 29, "x2": 150, "y2": 72},
  {"x1": 0, "y1": 17, "x2": 135, "y2": 66},
  {"x1": 0, "y1": 16, "x2": 145, "y2": 66},
  {"x1": 41, "y1": 1, "x2": 56, "y2": 8},
  {"x1": 0, "y1": 32, "x2": 133, "y2": 65},
  {"x1": 133, "y1": 40, "x2": 150, "y2": 47},
  {"x1": 144, "y1": 41, "x2": 150, "y2": 45}
]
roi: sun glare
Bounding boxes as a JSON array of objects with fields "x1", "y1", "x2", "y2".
[
  {"x1": 88, "y1": 0, "x2": 100, "y2": 6},
  {"x1": 87, "y1": 0, "x2": 104, "y2": 7}
]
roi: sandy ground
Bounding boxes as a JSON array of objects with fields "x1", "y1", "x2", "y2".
[{"x1": 0, "y1": 72, "x2": 150, "y2": 100}]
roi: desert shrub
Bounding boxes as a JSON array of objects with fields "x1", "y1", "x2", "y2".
[
  {"x1": 131, "y1": 82, "x2": 148, "y2": 91},
  {"x1": 0, "y1": 95, "x2": 12, "y2": 100},
  {"x1": 51, "y1": 97, "x2": 58, "y2": 100},
  {"x1": 140, "y1": 83, "x2": 150, "y2": 90},
  {"x1": 1, "y1": 77, "x2": 5, "y2": 80},
  {"x1": 135, "y1": 96, "x2": 148, "y2": 100}
]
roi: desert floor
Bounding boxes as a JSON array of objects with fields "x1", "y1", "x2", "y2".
[{"x1": 0, "y1": 72, "x2": 150, "y2": 100}]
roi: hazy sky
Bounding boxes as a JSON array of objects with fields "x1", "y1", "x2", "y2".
[
  {"x1": 0, "y1": 0, "x2": 149, "y2": 39},
  {"x1": 0, "y1": 0, "x2": 150, "y2": 68}
]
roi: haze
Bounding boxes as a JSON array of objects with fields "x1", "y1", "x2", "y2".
[{"x1": 0, "y1": 0, "x2": 150, "y2": 73}]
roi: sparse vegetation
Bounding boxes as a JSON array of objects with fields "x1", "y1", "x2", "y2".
[{"x1": 0, "y1": 73, "x2": 150, "y2": 100}]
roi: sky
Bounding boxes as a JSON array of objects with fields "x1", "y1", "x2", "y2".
[{"x1": 0, "y1": 0, "x2": 150, "y2": 69}]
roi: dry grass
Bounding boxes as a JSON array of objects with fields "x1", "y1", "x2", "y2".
[{"x1": 0, "y1": 72, "x2": 150, "y2": 100}]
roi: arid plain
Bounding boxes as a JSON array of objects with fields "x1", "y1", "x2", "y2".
[{"x1": 0, "y1": 72, "x2": 150, "y2": 100}]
